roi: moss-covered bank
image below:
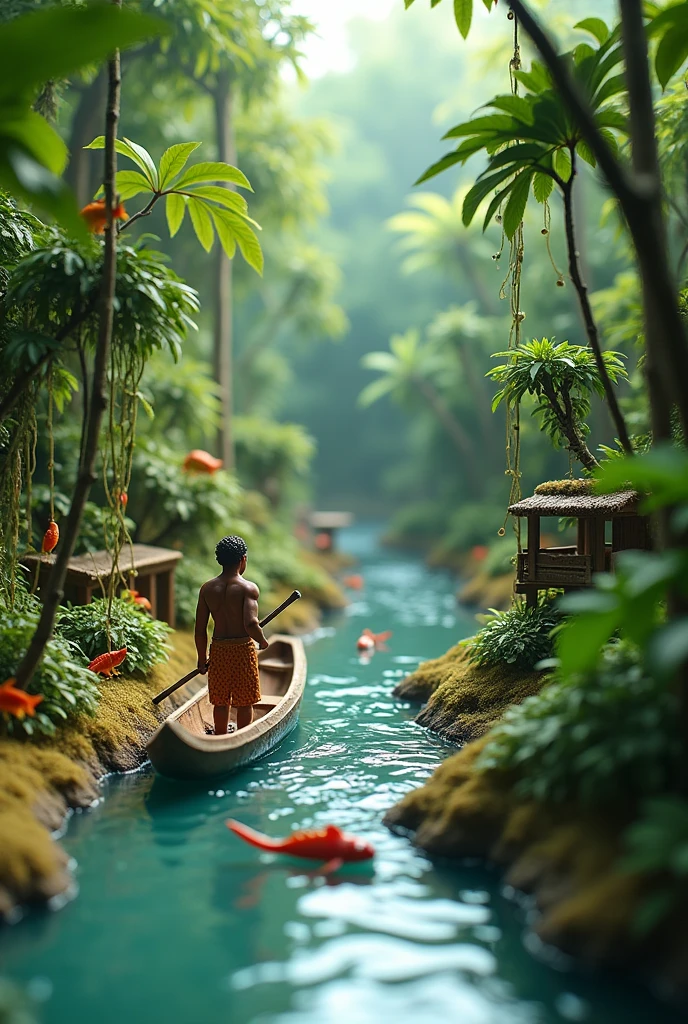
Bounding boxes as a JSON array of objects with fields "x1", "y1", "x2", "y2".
[
  {"x1": 0, "y1": 631, "x2": 200, "y2": 920},
  {"x1": 394, "y1": 644, "x2": 545, "y2": 743},
  {"x1": 384, "y1": 739, "x2": 688, "y2": 994},
  {"x1": 388, "y1": 645, "x2": 688, "y2": 996}
]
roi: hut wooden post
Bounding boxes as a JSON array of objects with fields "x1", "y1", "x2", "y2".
[{"x1": 526, "y1": 515, "x2": 540, "y2": 608}]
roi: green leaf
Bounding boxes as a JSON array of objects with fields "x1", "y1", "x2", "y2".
[
  {"x1": 557, "y1": 610, "x2": 620, "y2": 676},
  {"x1": 487, "y1": 94, "x2": 535, "y2": 123},
  {"x1": 106, "y1": 169, "x2": 152, "y2": 201},
  {"x1": 574, "y1": 18, "x2": 610, "y2": 44},
  {"x1": 0, "y1": 4, "x2": 166, "y2": 102},
  {"x1": 502, "y1": 169, "x2": 532, "y2": 239},
  {"x1": 180, "y1": 184, "x2": 248, "y2": 215},
  {"x1": 188, "y1": 198, "x2": 214, "y2": 252},
  {"x1": 165, "y1": 192, "x2": 186, "y2": 237},
  {"x1": 454, "y1": 0, "x2": 472, "y2": 38},
  {"x1": 415, "y1": 150, "x2": 464, "y2": 186},
  {"x1": 462, "y1": 166, "x2": 516, "y2": 225},
  {"x1": 86, "y1": 137, "x2": 158, "y2": 188},
  {"x1": 655, "y1": 21, "x2": 688, "y2": 88},
  {"x1": 174, "y1": 161, "x2": 252, "y2": 191},
  {"x1": 208, "y1": 207, "x2": 236, "y2": 261},
  {"x1": 159, "y1": 142, "x2": 202, "y2": 189},
  {"x1": 2, "y1": 109, "x2": 67, "y2": 174},
  {"x1": 213, "y1": 208, "x2": 263, "y2": 275},
  {"x1": 553, "y1": 146, "x2": 572, "y2": 182},
  {"x1": 532, "y1": 171, "x2": 554, "y2": 203}
]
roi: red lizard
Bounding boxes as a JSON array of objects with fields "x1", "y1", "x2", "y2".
[
  {"x1": 227, "y1": 820, "x2": 374, "y2": 874},
  {"x1": 88, "y1": 647, "x2": 127, "y2": 677}
]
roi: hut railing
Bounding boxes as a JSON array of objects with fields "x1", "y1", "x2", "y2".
[{"x1": 517, "y1": 550, "x2": 592, "y2": 587}]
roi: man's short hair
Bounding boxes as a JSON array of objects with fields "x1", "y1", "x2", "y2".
[{"x1": 215, "y1": 535, "x2": 248, "y2": 568}]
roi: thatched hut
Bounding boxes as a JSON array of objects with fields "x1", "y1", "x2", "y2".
[{"x1": 508, "y1": 484, "x2": 652, "y2": 606}]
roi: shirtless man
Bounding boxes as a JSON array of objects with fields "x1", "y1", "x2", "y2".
[{"x1": 194, "y1": 535, "x2": 268, "y2": 735}]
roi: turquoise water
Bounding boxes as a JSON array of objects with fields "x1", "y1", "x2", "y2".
[{"x1": 1, "y1": 525, "x2": 684, "y2": 1024}]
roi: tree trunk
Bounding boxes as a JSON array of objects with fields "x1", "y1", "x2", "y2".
[
  {"x1": 562, "y1": 161, "x2": 632, "y2": 453},
  {"x1": 212, "y1": 73, "x2": 236, "y2": 470},
  {"x1": 455, "y1": 245, "x2": 498, "y2": 315},
  {"x1": 65, "y1": 71, "x2": 108, "y2": 206},
  {"x1": 15, "y1": 18, "x2": 121, "y2": 688}
]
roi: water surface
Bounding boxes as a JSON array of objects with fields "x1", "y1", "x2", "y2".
[{"x1": 1, "y1": 525, "x2": 683, "y2": 1024}]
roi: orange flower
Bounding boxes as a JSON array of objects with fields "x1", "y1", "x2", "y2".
[
  {"x1": 80, "y1": 199, "x2": 128, "y2": 235},
  {"x1": 182, "y1": 450, "x2": 223, "y2": 474}
]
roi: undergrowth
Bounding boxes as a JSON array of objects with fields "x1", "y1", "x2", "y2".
[
  {"x1": 56, "y1": 597, "x2": 171, "y2": 674},
  {"x1": 463, "y1": 598, "x2": 560, "y2": 671}
]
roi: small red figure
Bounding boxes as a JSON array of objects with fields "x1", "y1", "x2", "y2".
[
  {"x1": 314, "y1": 531, "x2": 332, "y2": 551},
  {"x1": 0, "y1": 679, "x2": 44, "y2": 719},
  {"x1": 80, "y1": 199, "x2": 128, "y2": 234},
  {"x1": 88, "y1": 647, "x2": 127, "y2": 676},
  {"x1": 343, "y1": 574, "x2": 364, "y2": 590},
  {"x1": 41, "y1": 520, "x2": 59, "y2": 554}
]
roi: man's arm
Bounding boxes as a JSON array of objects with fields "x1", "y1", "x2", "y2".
[
  {"x1": 194, "y1": 587, "x2": 211, "y2": 673},
  {"x1": 243, "y1": 583, "x2": 268, "y2": 649}
]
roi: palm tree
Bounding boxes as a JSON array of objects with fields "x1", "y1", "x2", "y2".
[
  {"x1": 360, "y1": 328, "x2": 482, "y2": 494},
  {"x1": 387, "y1": 187, "x2": 497, "y2": 314}
]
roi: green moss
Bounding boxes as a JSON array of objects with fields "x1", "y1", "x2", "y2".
[
  {"x1": 534, "y1": 478, "x2": 593, "y2": 496},
  {"x1": 396, "y1": 646, "x2": 545, "y2": 742},
  {"x1": 0, "y1": 630, "x2": 199, "y2": 916}
]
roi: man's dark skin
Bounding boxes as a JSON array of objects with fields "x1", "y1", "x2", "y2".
[{"x1": 194, "y1": 551, "x2": 268, "y2": 735}]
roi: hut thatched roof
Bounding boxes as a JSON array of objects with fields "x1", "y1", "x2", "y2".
[{"x1": 508, "y1": 490, "x2": 640, "y2": 518}]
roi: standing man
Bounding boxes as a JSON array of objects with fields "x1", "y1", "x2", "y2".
[{"x1": 194, "y1": 535, "x2": 268, "y2": 735}]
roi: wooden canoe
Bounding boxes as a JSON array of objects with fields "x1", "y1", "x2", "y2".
[{"x1": 146, "y1": 634, "x2": 306, "y2": 781}]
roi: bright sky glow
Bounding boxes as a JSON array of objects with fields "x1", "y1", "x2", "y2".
[{"x1": 291, "y1": 0, "x2": 398, "y2": 77}]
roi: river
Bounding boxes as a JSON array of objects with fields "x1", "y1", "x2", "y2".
[{"x1": 1, "y1": 525, "x2": 683, "y2": 1024}]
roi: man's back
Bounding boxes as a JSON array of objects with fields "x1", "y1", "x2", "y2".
[{"x1": 201, "y1": 573, "x2": 258, "y2": 639}]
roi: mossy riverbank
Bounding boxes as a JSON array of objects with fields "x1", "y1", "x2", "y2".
[
  {"x1": 0, "y1": 631, "x2": 201, "y2": 921},
  {"x1": 387, "y1": 645, "x2": 688, "y2": 998}
]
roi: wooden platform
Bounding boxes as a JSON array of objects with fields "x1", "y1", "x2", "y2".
[{"x1": 22, "y1": 544, "x2": 182, "y2": 625}]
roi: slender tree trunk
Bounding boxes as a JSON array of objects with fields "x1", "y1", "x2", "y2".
[
  {"x1": 415, "y1": 376, "x2": 482, "y2": 495},
  {"x1": 15, "y1": 18, "x2": 121, "y2": 688},
  {"x1": 562, "y1": 157, "x2": 632, "y2": 453},
  {"x1": 212, "y1": 72, "x2": 235, "y2": 469},
  {"x1": 541, "y1": 378, "x2": 599, "y2": 471},
  {"x1": 65, "y1": 71, "x2": 108, "y2": 206}
]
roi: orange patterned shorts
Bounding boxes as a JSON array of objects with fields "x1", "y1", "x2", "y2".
[{"x1": 207, "y1": 636, "x2": 261, "y2": 707}]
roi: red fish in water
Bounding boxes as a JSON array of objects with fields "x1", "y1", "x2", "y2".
[
  {"x1": 80, "y1": 199, "x2": 128, "y2": 234},
  {"x1": 356, "y1": 633, "x2": 375, "y2": 651},
  {"x1": 343, "y1": 574, "x2": 364, "y2": 590},
  {"x1": 227, "y1": 820, "x2": 374, "y2": 874},
  {"x1": 41, "y1": 520, "x2": 59, "y2": 554},
  {"x1": 314, "y1": 531, "x2": 332, "y2": 551},
  {"x1": 0, "y1": 678, "x2": 44, "y2": 719},
  {"x1": 182, "y1": 449, "x2": 223, "y2": 474},
  {"x1": 87, "y1": 647, "x2": 127, "y2": 676},
  {"x1": 360, "y1": 626, "x2": 393, "y2": 643}
]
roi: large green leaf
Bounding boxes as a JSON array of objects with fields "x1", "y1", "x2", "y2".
[
  {"x1": 532, "y1": 171, "x2": 554, "y2": 203},
  {"x1": 0, "y1": 3, "x2": 166, "y2": 102},
  {"x1": 110, "y1": 169, "x2": 152, "y2": 201},
  {"x1": 462, "y1": 165, "x2": 515, "y2": 226},
  {"x1": 85, "y1": 137, "x2": 158, "y2": 188},
  {"x1": 165, "y1": 192, "x2": 186, "y2": 237},
  {"x1": 502, "y1": 169, "x2": 532, "y2": 239},
  {"x1": 415, "y1": 150, "x2": 465, "y2": 186},
  {"x1": 454, "y1": 0, "x2": 472, "y2": 38},
  {"x1": 3, "y1": 110, "x2": 67, "y2": 174},
  {"x1": 181, "y1": 184, "x2": 248, "y2": 216},
  {"x1": 188, "y1": 198, "x2": 214, "y2": 252},
  {"x1": 213, "y1": 207, "x2": 263, "y2": 274},
  {"x1": 173, "y1": 161, "x2": 252, "y2": 191},
  {"x1": 655, "y1": 16, "x2": 688, "y2": 89},
  {"x1": 159, "y1": 142, "x2": 201, "y2": 189},
  {"x1": 574, "y1": 18, "x2": 610, "y2": 45},
  {"x1": 208, "y1": 206, "x2": 237, "y2": 261}
]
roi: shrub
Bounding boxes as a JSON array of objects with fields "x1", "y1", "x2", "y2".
[
  {"x1": 477, "y1": 645, "x2": 680, "y2": 805},
  {"x1": 622, "y1": 796, "x2": 688, "y2": 932},
  {"x1": 56, "y1": 597, "x2": 171, "y2": 674},
  {"x1": 0, "y1": 598, "x2": 100, "y2": 737},
  {"x1": 463, "y1": 598, "x2": 560, "y2": 670}
]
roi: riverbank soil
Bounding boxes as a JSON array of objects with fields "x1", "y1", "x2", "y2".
[
  {"x1": 0, "y1": 631, "x2": 199, "y2": 920},
  {"x1": 387, "y1": 655, "x2": 688, "y2": 997}
]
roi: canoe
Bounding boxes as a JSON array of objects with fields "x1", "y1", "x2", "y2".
[{"x1": 146, "y1": 634, "x2": 306, "y2": 781}]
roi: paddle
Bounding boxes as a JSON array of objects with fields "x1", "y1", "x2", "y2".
[{"x1": 151, "y1": 589, "x2": 302, "y2": 706}]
